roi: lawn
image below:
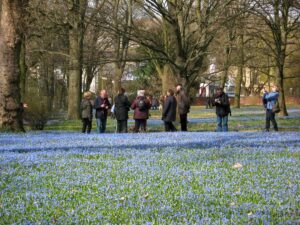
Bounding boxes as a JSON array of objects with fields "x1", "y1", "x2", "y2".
[
  {"x1": 45, "y1": 105, "x2": 300, "y2": 132},
  {"x1": 0, "y1": 106, "x2": 300, "y2": 224}
]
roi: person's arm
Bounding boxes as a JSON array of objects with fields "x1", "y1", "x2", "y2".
[
  {"x1": 81, "y1": 100, "x2": 87, "y2": 110},
  {"x1": 183, "y1": 94, "x2": 190, "y2": 110},
  {"x1": 131, "y1": 99, "x2": 137, "y2": 110},
  {"x1": 265, "y1": 92, "x2": 279, "y2": 101},
  {"x1": 211, "y1": 95, "x2": 218, "y2": 106},
  {"x1": 220, "y1": 94, "x2": 230, "y2": 106},
  {"x1": 94, "y1": 98, "x2": 101, "y2": 109},
  {"x1": 107, "y1": 99, "x2": 112, "y2": 109},
  {"x1": 125, "y1": 97, "x2": 131, "y2": 110},
  {"x1": 162, "y1": 97, "x2": 171, "y2": 118}
]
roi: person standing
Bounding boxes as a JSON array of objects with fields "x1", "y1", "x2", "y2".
[
  {"x1": 131, "y1": 90, "x2": 151, "y2": 132},
  {"x1": 114, "y1": 88, "x2": 131, "y2": 133},
  {"x1": 80, "y1": 91, "x2": 93, "y2": 133},
  {"x1": 162, "y1": 89, "x2": 177, "y2": 132},
  {"x1": 94, "y1": 90, "x2": 111, "y2": 133},
  {"x1": 263, "y1": 85, "x2": 279, "y2": 132},
  {"x1": 212, "y1": 87, "x2": 231, "y2": 132},
  {"x1": 176, "y1": 84, "x2": 190, "y2": 131}
]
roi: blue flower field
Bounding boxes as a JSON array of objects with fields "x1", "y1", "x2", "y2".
[{"x1": 0, "y1": 131, "x2": 299, "y2": 224}]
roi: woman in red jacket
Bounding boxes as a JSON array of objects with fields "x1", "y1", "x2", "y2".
[{"x1": 131, "y1": 90, "x2": 151, "y2": 132}]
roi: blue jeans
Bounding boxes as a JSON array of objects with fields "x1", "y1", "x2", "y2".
[
  {"x1": 96, "y1": 118, "x2": 107, "y2": 133},
  {"x1": 217, "y1": 115, "x2": 228, "y2": 132}
]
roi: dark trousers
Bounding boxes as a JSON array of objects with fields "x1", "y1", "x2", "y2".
[
  {"x1": 180, "y1": 113, "x2": 188, "y2": 131},
  {"x1": 82, "y1": 118, "x2": 92, "y2": 133},
  {"x1": 117, "y1": 120, "x2": 128, "y2": 133},
  {"x1": 266, "y1": 109, "x2": 278, "y2": 131},
  {"x1": 134, "y1": 119, "x2": 147, "y2": 132},
  {"x1": 164, "y1": 121, "x2": 177, "y2": 132}
]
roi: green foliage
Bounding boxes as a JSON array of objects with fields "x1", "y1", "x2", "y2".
[{"x1": 129, "y1": 62, "x2": 161, "y2": 96}]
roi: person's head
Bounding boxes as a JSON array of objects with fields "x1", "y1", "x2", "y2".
[
  {"x1": 83, "y1": 91, "x2": 92, "y2": 100},
  {"x1": 176, "y1": 84, "x2": 182, "y2": 92},
  {"x1": 137, "y1": 90, "x2": 145, "y2": 97},
  {"x1": 272, "y1": 85, "x2": 279, "y2": 92},
  {"x1": 167, "y1": 89, "x2": 174, "y2": 96},
  {"x1": 100, "y1": 89, "x2": 107, "y2": 98},
  {"x1": 216, "y1": 87, "x2": 223, "y2": 95},
  {"x1": 118, "y1": 88, "x2": 125, "y2": 95}
]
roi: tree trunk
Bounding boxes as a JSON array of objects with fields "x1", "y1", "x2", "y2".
[
  {"x1": 221, "y1": 46, "x2": 231, "y2": 89},
  {"x1": 113, "y1": 66, "x2": 124, "y2": 94},
  {"x1": 68, "y1": 29, "x2": 82, "y2": 119},
  {"x1": 19, "y1": 37, "x2": 27, "y2": 102},
  {"x1": 277, "y1": 67, "x2": 288, "y2": 116},
  {"x1": 0, "y1": 0, "x2": 26, "y2": 132},
  {"x1": 67, "y1": 0, "x2": 86, "y2": 120},
  {"x1": 234, "y1": 34, "x2": 244, "y2": 108},
  {"x1": 154, "y1": 63, "x2": 177, "y2": 96},
  {"x1": 85, "y1": 66, "x2": 94, "y2": 92},
  {"x1": 48, "y1": 62, "x2": 55, "y2": 112}
]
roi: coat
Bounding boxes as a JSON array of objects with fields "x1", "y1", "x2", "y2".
[
  {"x1": 176, "y1": 90, "x2": 190, "y2": 114},
  {"x1": 131, "y1": 96, "x2": 151, "y2": 120},
  {"x1": 80, "y1": 99, "x2": 93, "y2": 120},
  {"x1": 212, "y1": 92, "x2": 231, "y2": 117},
  {"x1": 162, "y1": 95, "x2": 177, "y2": 122},
  {"x1": 263, "y1": 91, "x2": 279, "y2": 110},
  {"x1": 114, "y1": 94, "x2": 131, "y2": 120},
  {"x1": 94, "y1": 97, "x2": 111, "y2": 119}
]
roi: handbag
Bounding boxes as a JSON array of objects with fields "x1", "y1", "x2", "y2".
[{"x1": 272, "y1": 101, "x2": 280, "y2": 113}]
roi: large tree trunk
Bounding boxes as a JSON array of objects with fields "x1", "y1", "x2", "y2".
[
  {"x1": 68, "y1": 28, "x2": 82, "y2": 119},
  {"x1": 0, "y1": 0, "x2": 26, "y2": 132},
  {"x1": 155, "y1": 64, "x2": 176, "y2": 96},
  {"x1": 67, "y1": 0, "x2": 86, "y2": 120}
]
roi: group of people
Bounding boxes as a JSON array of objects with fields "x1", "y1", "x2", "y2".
[{"x1": 80, "y1": 84, "x2": 280, "y2": 134}]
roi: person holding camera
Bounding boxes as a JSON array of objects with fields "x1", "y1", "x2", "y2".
[
  {"x1": 262, "y1": 85, "x2": 279, "y2": 132},
  {"x1": 212, "y1": 87, "x2": 231, "y2": 132}
]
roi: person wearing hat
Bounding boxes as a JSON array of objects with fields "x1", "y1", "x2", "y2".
[{"x1": 131, "y1": 90, "x2": 151, "y2": 132}]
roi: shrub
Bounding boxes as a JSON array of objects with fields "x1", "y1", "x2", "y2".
[{"x1": 24, "y1": 101, "x2": 50, "y2": 130}]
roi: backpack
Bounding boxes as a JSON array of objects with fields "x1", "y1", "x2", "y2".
[{"x1": 137, "y1": 98, "x2": 147, "y2": 111}]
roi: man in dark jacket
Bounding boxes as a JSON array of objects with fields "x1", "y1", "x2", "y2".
[
  {"x1": 94, "y1": 90, "x2": 111, "y2": 133},
  {"x1": 212, "y1": 87, "x2": 231, "y2": 132},
  {"x1": 176, "y1": 84, "x2": 190, "y2": 131},
  {"x1": 114, "y1": 88, "x2": 131, "y2": 133},
  {"x1": 131, "y1": 90, "x2": 151, "y2": 132},
  {"x1": 162, "y1": 89, "x2": 177, "y2": 132}
]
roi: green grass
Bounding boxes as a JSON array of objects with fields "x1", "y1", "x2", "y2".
[{"x1": 44, "y1": 105, "x2": 300, "y2": 132}]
